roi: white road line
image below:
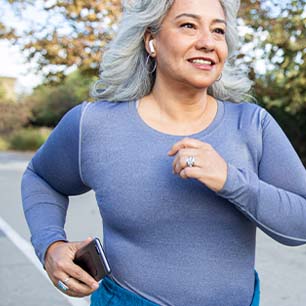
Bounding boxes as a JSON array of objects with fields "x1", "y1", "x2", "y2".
[{"x1": 0, "y1": 216, "x2": 89, "y2": 306}]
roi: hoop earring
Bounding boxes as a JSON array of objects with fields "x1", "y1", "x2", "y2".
[
  {"x1": 145, "y1": 54, "x2": 157, "y2": 74},
  {"x1": 216, "y1": 73, "x2": 222, "y2": 81}
]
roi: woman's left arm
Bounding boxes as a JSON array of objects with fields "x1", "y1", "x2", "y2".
[
  {"x1": 169, "y1": 111, "x2": 306, "y2": 246},
  {"x1": 218, "y1": 110, "x2": 306, "y2": 246}
]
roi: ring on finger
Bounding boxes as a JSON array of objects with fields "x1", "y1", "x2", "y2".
[
  {"x1": 58, "y1": 280, "x2": 69, "y2": 292},
  {"x1": 63, "y1": 276, "x2": 71, "y2": 285},
  {"x1": 186, "y1": 156, "x2": 196, "y2": 168}
]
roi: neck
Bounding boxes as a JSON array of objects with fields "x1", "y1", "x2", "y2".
[
  {"x1": 148, "y1": 75, "x2": 212, "y2": 124},
  {"x1": 138, "y1": 77, "x2": 218, "y2": 136}
]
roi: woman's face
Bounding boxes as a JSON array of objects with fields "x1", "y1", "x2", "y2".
[{"x1": 152, "y1": 0, "x2": 228, "y2": 90}]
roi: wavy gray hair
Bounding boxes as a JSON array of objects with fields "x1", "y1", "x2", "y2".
[{"x1": 92, "y1": 0, "x2": 252, "y2": 103}]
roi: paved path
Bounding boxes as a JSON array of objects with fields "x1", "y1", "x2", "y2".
[
  {"x1": 0, "y1": 151, "x2": 101, "y2": 306},
  {"x1": 1, "y1": 151, "x2": 306, "y2": 306}
]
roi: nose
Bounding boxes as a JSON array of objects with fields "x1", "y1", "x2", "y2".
[{"x1": 195, "y1": 31, "x2": 215, "y2": 52}]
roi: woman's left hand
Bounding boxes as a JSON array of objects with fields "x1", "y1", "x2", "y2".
[{"x1": 168, "y1": 138, "x2": 228, "y2": 193}]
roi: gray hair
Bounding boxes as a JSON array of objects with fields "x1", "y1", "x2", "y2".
[{"x1": 92, "y1": 0, "x2": 253, "y2": 103}]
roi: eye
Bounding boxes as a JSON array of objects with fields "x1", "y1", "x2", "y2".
[
  {"x1": 213, "y1": 28, "x2": 226, "y2": 35},
  {"x1": 180, "y1": 23, "x2": 196, "y2": 29}
]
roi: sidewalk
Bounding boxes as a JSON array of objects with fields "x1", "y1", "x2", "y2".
[
  {"x1": 0, "y1": 232, "x2": 72, "y2": 306},
  {"x1": 256, "y1": 230, "x2": 306, "y2": 306},
  {"x1": 1, "y1": 151, "x2": 306, "y2": 306}
]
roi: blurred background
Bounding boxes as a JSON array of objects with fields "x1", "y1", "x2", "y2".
[
  {"x1": 0, "y1": 0, "x2": 305, "y2": 164},
  {"x1": 0, "y1": 1, "x2": 305, "y2": 306}
]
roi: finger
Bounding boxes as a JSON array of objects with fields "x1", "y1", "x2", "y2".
[
  {"x1": 54, "y1": 267, "x2": 98, "y2": 297},
  {"x1": 62, "y1": 274, "x2": 97, "y2": 296},
  {"x1": 57, "y1": 283, "x2": 89, "y2": 298},
  {"x1": 56, "y1": 279, "x2": 78, "y2": 297},
  {"x1": 71, "y1": 237, "x2": 93, "y2": 252},
  {"x1": 168, "y1": 138, "x2": 207, "y2": 156},
  {"x1": 65, "y1": 290, "x2": 88, "y2": 298},
  {"x1": 46, "y1": 238, "x2": 98, "y2": 297},
  {"x1": 172, "y1": 149, "x2": 199, "y2": 174},
  {"x1": 179, "y1": 166, "x2": 202, "y2": 180},
  {"x1": 51, "y1": 274, "x2": 82, "y2": 297},
  {"x1": 65, "y1": 261, "x2": 99, "y2": 291}
]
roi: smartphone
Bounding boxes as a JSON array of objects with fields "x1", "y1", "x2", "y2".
[{"x1": 74, "y1": 237, "x2": 111, "y2": 281}]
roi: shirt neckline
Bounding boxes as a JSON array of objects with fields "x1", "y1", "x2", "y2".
[{"x1": 131, "y1": 99, "x2": 225, "y2": 139}]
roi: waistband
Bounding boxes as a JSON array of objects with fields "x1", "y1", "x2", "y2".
[
  {"x1": 90, "y1": 276, "x2": 159, "y2": 306},
  {"x1": 91, "y1": 271, "x2": 260, "y2": 306}
]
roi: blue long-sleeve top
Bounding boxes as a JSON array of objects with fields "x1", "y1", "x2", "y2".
[{"x1": 21, "y1": 99, "x2": 306, "y2": 306}]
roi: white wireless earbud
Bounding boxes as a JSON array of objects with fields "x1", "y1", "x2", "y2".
[{"x1": 149, "y1": 40, "x2": 155, "y2": 54}]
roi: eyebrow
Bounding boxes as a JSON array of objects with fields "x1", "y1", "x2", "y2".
[{"x1": 175, "y1": 13, "x2": 227, "y2": 25}]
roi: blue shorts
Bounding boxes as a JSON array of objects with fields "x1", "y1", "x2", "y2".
[
  {"x1": 90, "y1": 276, "x2": 157, "y2": 306},
  {"x1": 91, "y1": 272, "x2": 260, "y2": 306}
]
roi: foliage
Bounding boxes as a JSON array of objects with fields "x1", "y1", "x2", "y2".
[
  {"x1": 0, "y1": 19, "x2": 17, "y2": 40},
  {"x1": 0, "y1": 136, "x2": 9, "y2": 151},
  {"x1": 8, "y1": 127, "x2": 51, "y2": 151},
  {"x1": 0, "y1": 82, "x2": 7, "y2": 100},
  {"x1": 0, "y1": 0, "x2": 122, "y2": 82},
  {"x1": 269, "y1": 106, "x2": 306, "y2": 166},
  {"x1": 23, "y1": 70, "x2": 97, "y2": 127},
  {"x1": 1, "y1": 0, "x2": 304, "y2": 111},
  {"x1": 0, "y1": 101, "x2": 30, "y2": 135},
  {"x1": 0, "y1": 0, "x2": 305, "y2": 162},
  {"x1": 238, "y1": 0, "x2": 306, "y2": 164},
  {"x1": 239, "y1": 0, "x2": 306, "y2": 114}
]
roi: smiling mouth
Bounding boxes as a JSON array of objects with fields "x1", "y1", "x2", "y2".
[{"x1": 188, "y1": 58, "x2": 215, "y2": 66}]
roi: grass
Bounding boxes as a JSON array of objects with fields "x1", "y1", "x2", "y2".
[
  {"x1": 7, "y1": 127, "x2": 51, "y2": 151},
  {"x1": 0, "y1": 136, "x2": 9, "y2": 151}
]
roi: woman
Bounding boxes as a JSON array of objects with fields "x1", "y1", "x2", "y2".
[{"x1": 21, "y1": 0, "x2": 306, "y2": 305}]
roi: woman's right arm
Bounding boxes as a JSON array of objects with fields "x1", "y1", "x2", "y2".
[{"x1": 21, "y1": 102, "x2": 99, "y2": 296}]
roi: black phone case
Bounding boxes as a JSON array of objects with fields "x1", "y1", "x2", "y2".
[{"x1": 74, "y1": 238, "x2": 111, "y2": 281}]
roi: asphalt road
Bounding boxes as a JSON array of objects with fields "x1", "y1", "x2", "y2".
[{"x1": 1, "y1": 151, "x2": 306, "y2": 306}]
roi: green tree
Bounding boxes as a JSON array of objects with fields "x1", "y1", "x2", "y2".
[
  {"x1": 0, "y1": 83, "x2": 6, "y2": 101},
  {"x1": 0, "y1": 0, "x2": 122, "y2": 82},
  {"x1": 239, "y1": 0, "x2": 306, "y2": 164},
  {"x1": 1, "y1": 0, "x2": 305, "y2": 163},
  {"x1": 240, "y1": 0, "x2": 306, "y2": 113},
  {"x1": 0, "y1": 101, "x2": 30, "y2": 135},
  {"x1": 23, "y1": 70, "x2": 97, "y2": 127}
]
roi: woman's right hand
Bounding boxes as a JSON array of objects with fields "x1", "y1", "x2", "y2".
[{"x1": 44, "y1": 237, "x2": 100, "y2": 297}]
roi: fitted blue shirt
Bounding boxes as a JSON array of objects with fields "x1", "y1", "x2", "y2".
[{"x1": 21, "y1": 100, "x2": 306, "y2": 306}]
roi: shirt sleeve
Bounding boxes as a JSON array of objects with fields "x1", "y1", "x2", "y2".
[
  {"x1": 21, "y1": 102, "x2": 91, "y2": 266},
  {"x1": 217, "y1": 109, "x2": 306, "y2": 246}
]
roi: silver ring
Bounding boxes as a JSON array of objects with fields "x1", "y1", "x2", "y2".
[
  {"x1": 63, "y1": 277, "x2": 70, "y2": 285},
  {"x1": 58, "y1": 280, "x2": 69, "y2": 292},
  {"x1": 186, "y1": 156, "x2": 196, "y2": 167}
]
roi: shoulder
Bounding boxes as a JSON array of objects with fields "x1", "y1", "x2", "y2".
[
  {"x1": 85, "y1": 99, "x2": 133, "y2": 111},
  {"x1": 221, "y1": 100, "x2": 268, "y2": 129},
  {"x1": 80, "y1": 100, "x2": 136, "y2": 132},
  {"x1": 222, "y1": 100, "x2": 265, "y2": 116},
  {"x1": 84, "y1": 100, "x2": 134, "y2": 117}
]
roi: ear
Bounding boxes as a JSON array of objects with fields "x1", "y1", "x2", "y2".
[{"x1": 144, "y1": 32, "x2": 156, "y2": 57}]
